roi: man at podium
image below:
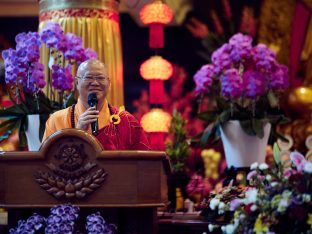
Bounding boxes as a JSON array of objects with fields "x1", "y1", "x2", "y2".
[{"x1": 43, "y1": 59, "x2": 151, "y2": 150}]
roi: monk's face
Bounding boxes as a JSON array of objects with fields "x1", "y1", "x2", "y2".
[{"x1": 76, "y1": 62, "x2": 110, "y2": 105}]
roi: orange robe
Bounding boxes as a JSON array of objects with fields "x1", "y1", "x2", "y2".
[{"x1": 43, "y1": 99, "x2": 151, "y2": 150}]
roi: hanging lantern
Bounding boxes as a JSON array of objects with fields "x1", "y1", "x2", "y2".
[
  {"x1": 141, "y1": 108, "x2": 171, "y2": 150},
  {"x1": 140, "y1": 55, "x2": 173, "y2": 104},
  {"x1": 140, "y1": 0, "x2": 173, "y2": 48}
]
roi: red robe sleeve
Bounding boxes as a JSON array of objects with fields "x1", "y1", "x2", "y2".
[{"x1": 125, "y1": 111, "x2": 151, "y2": 150}]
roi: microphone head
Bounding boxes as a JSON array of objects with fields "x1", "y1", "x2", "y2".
[{"x1": 87, "y1": 93, "x2": 98, "y2": 107}]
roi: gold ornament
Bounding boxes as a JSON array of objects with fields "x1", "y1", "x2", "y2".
[{"x1": 110, "y1": 106, "x2": 125, "y2": 125}]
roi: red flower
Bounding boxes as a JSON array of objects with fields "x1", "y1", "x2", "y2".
[{"x1": 289, "y1": 204, "x2": 308, "y2": 221}]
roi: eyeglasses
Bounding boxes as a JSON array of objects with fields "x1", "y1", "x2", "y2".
[{"x1": 77, "y1": 76, "x2": 110, "y2": 83}]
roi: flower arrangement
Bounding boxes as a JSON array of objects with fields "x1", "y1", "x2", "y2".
[
  {"x1": 0, "y1": 22, "x2": 97, "y2": 146},
  {"x1": 201, "y1": 145, "x2": 312, "y2": 234},
  {"x1": 9, "y1": 204, "x2": 117, "y2": 234},
  {"x1": 194, "y1": 33, "x2": 289, "y2": 145}
]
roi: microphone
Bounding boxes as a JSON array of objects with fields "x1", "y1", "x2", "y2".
[{"x1": 87, "y1": 93, "x2": 99, "y2": 136}]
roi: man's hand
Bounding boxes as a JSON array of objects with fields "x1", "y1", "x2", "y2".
[{"x1": 76, "y1": 106, "x2": 99, "y2": 131}]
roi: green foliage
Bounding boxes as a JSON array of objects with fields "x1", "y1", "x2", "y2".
[
  {"x1": 0, "y1": 90, "x2": 76, "y2": 148},
  {"x1": 273, "y1": 142, "x2": 281, "y2": 164},
  {"x1": 198, "y1": 94, "x2": 290, "y2": 147},
  {"x1": 166, "y1": 109, "x2": 191, "y2": 173}
]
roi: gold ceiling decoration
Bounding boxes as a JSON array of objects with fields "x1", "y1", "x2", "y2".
[
  {"x1": 258, "y1": 0, "x2": 296, "y2": 66},
  {"x1": 302, "y1": 0, "x2": 312, "y2": 10}
]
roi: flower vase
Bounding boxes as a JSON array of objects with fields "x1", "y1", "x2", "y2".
[
  {"x1": 25, "y1": 114, "x2": 41, "y2": 151},
  {"x1": 220, "y1": 120, "x2": 271, "y2": 168}
]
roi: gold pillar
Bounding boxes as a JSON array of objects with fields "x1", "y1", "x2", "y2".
[{"x1": 39, "y1": 0, "x2": 124, "y2": 106}]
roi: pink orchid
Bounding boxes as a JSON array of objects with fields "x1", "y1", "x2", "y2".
[
  {"x1": 283, "y1": 168, "x2": 298, "y2": 178},
  {"x1": 290, "y1": 151, "x2": 307, "y2": 172}
]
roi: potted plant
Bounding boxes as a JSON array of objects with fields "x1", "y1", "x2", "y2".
[
  {"x1": 0, "y1": 22, "x2": 97, "y2": 150},
  {"x1": 193, "y1": 33, "x2": 289, "y2": 168},
  {"x1": 165, "y1": 109, "x2": 191, "y2": 211}
]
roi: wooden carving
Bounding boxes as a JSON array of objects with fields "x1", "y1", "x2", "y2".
[{"x1": 35, "y1": 138, "x2": 107, "y2": 199}]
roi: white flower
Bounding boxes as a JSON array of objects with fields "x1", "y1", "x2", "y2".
[
  {"x1": 250, "y1": 204, "x2": 257, "y2": 211},
  {"x1": 223, "y1": 224, "x2": 235, "y2": 234},
  {"x1": 244, "y1": 188, "x2": 258, "y2": 204},
  {"x1": 277, "y1": 198, "x2": 289, "y2": 212},
  {"x1": 265, "y1": 174, "x2": 272, "y2": 181},
  {"x1": 250, "y1": 162, "x2": 258, "y2": 170},
  {"x1": 218, "y1": 201, "x2": 225, "y2": 210},
  {"x1": 208, "y1": 224, "x2": 214, "y2": 232},
  {"x1": 259, "y1": 163, "x2": 269, "y2": 170},
  {"x1": 304, "y1": 162, "x2": 312, "y2": 173},
  {"x1": 271, "y1": 182, "x2": 278, "y2": 187},
  {"x1": 209, "y1": 198, "x2": 220, "y2": 210},
  {"x1": 302, "y1": 194, "x2": 311, "y2": 203},
  {"x1": 239, "y1": 214, "x2": 246, "y2": 220}
]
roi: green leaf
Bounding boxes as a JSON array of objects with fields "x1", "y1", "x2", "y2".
[
  {"x1": 239, "y1": 120, "x2": 256, "y2": 136},
  {"x1": 17, "y1": 118, "x2": 27, "y2": 148},
  {"x1": 216, "y1": 97, "x2": 229, "y2": 111},
  {"x1": 63, "y1": 91, "x2": 77, "y2": 108},
  {"x1": 0, "y1": 105, "x2": 25, "y2": 116},
  {"x1": 273, "y1": 142, "x2": 281, "y2": 164},
  {"x1": 0, "y1": 117, "x2": 19, "y2": 129},
  {"x1": 198, "y1": 111, "x2": 217, "y2": 122},
  {"x1": 252, "y1": 118, "x2": 264, "y2": 138},
  {"x1": 219, "y1": 110, "x2": 231, "y2": 123},
  {"x1": 200, "y1": 123, "x2": 216, "y2": 147},
  {"x1": 267, "y1": 90, "x2": 279, "y2": 108},
  {"x1": 0, "y1": 120, "x2": 19, "y2": 141}
]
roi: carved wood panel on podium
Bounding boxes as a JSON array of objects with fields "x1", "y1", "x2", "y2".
[{"x1": 0, "y1": 129, "x2": 171, "y2": 234}]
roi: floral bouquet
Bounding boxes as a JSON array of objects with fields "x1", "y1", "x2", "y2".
[
  {"x1": 0, "y1": 22, "x2": 97, "y2": 147},
  {"x1": 194, "y1": 33, "x2": 289, "y2": 145},
  {"x1": 9, "y1": 204, "x2": 117, "y2": 234},
  {"x1": 201, "y1": 145, "x2": 312, "y2": 234}
]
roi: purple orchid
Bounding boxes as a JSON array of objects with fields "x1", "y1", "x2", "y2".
[
  {"x1": 243, "y1": 70, "x2": 266, "y2": 98},
  {"x1": 228, "y1": 33, "x2": 253, "y2": 62},
  {"x1": 9, "y1": 214, "x2": 45, "y2": 234},
  {"x1": 3, "y1": 21, "x2": 97, "y2": 104},
  {"x1": 220, "y1": 68, "x2": 243, "y2": 99},
  {"x1": 86, "y1": 212, "x2": 117, "y2": 234},
  {"x1": 193, "y1": 64, "x2": 215, "y2": 95},
  {"x1": 85, "y1": 48, "x2": 98, "y2": 60},
  {"x1": 40, "y1": 22, "x2": 65, "y2": 49},
  {"x1": 252, "y1": 44, "x2": 276, "y2": 72},
  {"x1": 212, "y1": 43, "x2": 232, "y2": 73},
  {"x1": 51, "y1": 64, "x2": 74, "y2": 91},
  {"x1": 269, "y1": 63, "x2": 289, "y2": 90},
  {"x1": 64, "y1": 33, "x2": 86, "y2": 63}
]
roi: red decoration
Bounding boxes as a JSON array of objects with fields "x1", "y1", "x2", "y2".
[
  {"x1": 140, "y1": 108, "x2": 171, "y2": 150},
  {"x1": 139, "y1": 0, "x2": 173, "y2": 48},
  {"x1": 149, "y1": 132, "x2": 166, "y2": 150},
  {"x1": 140, "y1": 56, "x2": 173, "y2": 104}
]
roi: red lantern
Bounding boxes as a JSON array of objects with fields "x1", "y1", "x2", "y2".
[
  {"x1": 140, "y1": 108, "x2": 171, "y2": 150},
  {"x1": 140, "y1": 0, "x2": 173, "y2": 48},
  {"x1": 140, "y1": 56, "x2": 173, "y2": 104}
]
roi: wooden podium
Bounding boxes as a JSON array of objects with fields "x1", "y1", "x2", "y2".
[{"x1": 0, "y1": 129, "x2": 171, "y2": 234}]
